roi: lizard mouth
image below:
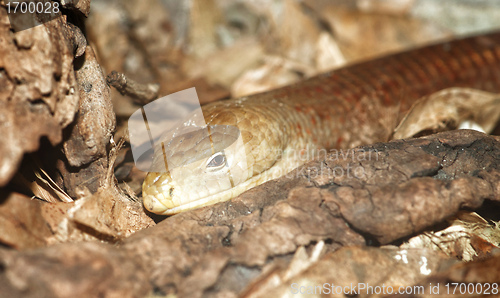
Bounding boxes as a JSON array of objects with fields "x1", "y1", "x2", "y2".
[{"x1": 142, "y1": 186, "x2": 238, "y2": 215}]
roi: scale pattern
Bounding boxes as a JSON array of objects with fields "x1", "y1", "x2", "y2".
[{"x1": 143, "y1": 31, "x2": 500, "y2": 215}]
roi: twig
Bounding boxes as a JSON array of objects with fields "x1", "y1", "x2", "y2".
[{"x1": 106, "y1": 71, "x2": 160, "y2": 105}]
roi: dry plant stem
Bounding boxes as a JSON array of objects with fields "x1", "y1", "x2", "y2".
[
  {"x1": 12, "y1": 155, "x2": 73, "y2": 203},
  {"x1": 105, "y1": 136, "x2": 139, "y2": 201},
  {"x1": 106, "y1": 137, "x2": 125, "y2": 187}
]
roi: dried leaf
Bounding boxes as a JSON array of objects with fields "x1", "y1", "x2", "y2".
[
  {"x1": 402, "y1": 211, "x2": 500, "y2": 261},
  {"x1": 184, "y1": 37, "x2": 264, "y2": 88},
  {"x1": 393, "y1": 88, "x2": 500, "y2": 139},
  {"x1": 308, "y1": 3, "x2": 451, "y2": 62},
  {"x1": 231, "y1": 55, "x2": 305, "y2": 98}
]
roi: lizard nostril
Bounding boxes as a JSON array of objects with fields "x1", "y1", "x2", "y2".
[{"x1": 169, "y1": 188, "x2": 174, "y2": 197}]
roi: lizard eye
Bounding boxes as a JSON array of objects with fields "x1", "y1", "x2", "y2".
[{"x1": 206, "y1": 152, "x2": 226, "y2": 171}]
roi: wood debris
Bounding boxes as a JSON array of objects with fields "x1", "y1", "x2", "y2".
[{"x1": 1, "y1": 0, "x2": 500, "y2": 297}]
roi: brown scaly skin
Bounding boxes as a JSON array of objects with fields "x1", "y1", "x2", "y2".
[{"x1": 143, "y1": 31, "x2": 500, "y2": 215}]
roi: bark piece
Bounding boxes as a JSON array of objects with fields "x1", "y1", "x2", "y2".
[
  {"x1": 257, "y1": 246, "x2": 452, "y2": 297},
  {"x1": 64, "y1": 22, "x2": 87, "y2": 58},
  {"x1": 390, "y1": 251, "x2": 500, "y2": 297},
  {"x1": 0, "y1": 5, "x2": 80, "y2": 187},
  {"x1": 0, "y1": 243, "x2": 151, "y2": 298},
  {"x1": 0, "y1": 130, "x2": 498, "y2": 297},
  {"x1": 0, "y1": 188, "x2": 154, "y2": 248},
  {"x1": 106, "y1": 71, "x2": 159, "y2": 105},
  {"x1": 40, "y1": 200, "x2": 98, "y2": 244},
  {"x1": 64, "y1": 46, "x2": 115, "y2": 167},
  {"x1": 71, "y1": 187, "x2": 155, "y2": 240},
  {"x1": 312, "y1": 130, "x2": 500, "y2": 244},
  {"x1": 0, "y1": 192, "x2": 52, "y2": 249},
  {"x1": 60, "y1": 46, "x2": 116, "y2": 196},
  {"x1": 61, "y1": 0, "x2": 91, "y2": 17}
]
